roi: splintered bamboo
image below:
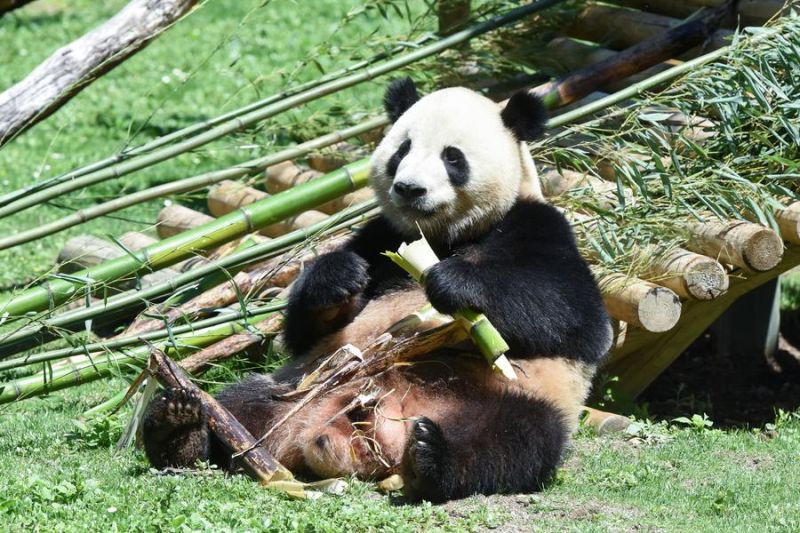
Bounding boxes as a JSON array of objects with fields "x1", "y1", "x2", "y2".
[
  {"x1": 157, "y1": 204, "x2": 215, "y2": 238},
  {"x1": 644, "y1": 248, "x2": 729, "y2": 300},
  {"x1": 0, "y1": 160, "x2": 371, "y2": 318},
  {"x1": 534, "y1": 2, "x2": 731, "y2": 108},
  {"x1": 685, "y1": 220, "x2": 784, "y2": 272},
  {"x1": 599, "y1": 274, "x2": 682, "y2": 332},
  {"x1": 266, "y1": 161, "x2": 375, "y2": 215},
  {"x1": 567, "y1": 4, "x2": 732, "y2": 52},
  {"x1": 0, "y1": 0, "x2": 566, "y2": 221},
  {"x1": 207, "y1": 180, "x2": 329, "y2": 237},
  {"x1": 147, "y1": 347, "x2": 292, "y2": 483}
]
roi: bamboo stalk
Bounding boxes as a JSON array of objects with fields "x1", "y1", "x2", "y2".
[
  {"x1": 0, "y1": 33, "x2": 437, "y2": 210},
  {"x1": 0, "y1": 302, "x2": 286, "y2": 373},
  {"x1": 0, "y1": 202, "x2": 377, "y2": 356},
  {"x1": 0, "y1": 161, "x2": 371, "y2": 318},
  {"x1": 0, "y1": 0, "x2": 566, "y2": 221},
  {"x1": 0, "y1": 118, "x2": 386, "y2": 251},
  {"x1": 685, "y1": 220, "x2": 784, "y2": 272},
  {"x1": 0, "y1": 307, "x2": 276, "y2": 404},
  {"x1": 599, "y1": 273, "x2": 682, "y2": 332}
]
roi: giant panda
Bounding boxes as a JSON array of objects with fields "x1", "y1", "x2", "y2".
[{"x1": 141, "y1": 78, "x2": 612, "y2": 502}]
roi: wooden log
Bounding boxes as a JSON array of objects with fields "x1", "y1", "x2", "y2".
[
  {"x1": 545, "y1": 37, "x2": 680, "y2": 92},
  {"x1": 308, "y1": 142, "x2": 365, "y2": 173},
  {"x1": 538, "y1": 165, "x2": 632, "y2": 209},
  {"x1": 643, "y1": 247, "x2": 729, "y2": 300},
  {"x1": 582, "y1": 406, "x2": 633, "y2": 434},
  {"x1": 147, "y1": 347, "x2": 292, "y2": 483},
  {"x1": 611, "y1": 0, "x2": 791, "y2": 26},
  {"x1": 535, "y1": 2, "x2": 731, "y2": 107},
  {"x1": 605, "y1": 244, "x2": 800, "y2": 401},
  {"x1": 156, "y1": 204, "x2": 214, "y2": 239},
  {"x1": 567, "y1": 4, "x2": 731, "y2": 52},
  {"x1": 685, "y1": 220, "x2": 783, "y2": 272},
  {"x1": 119, "y1": 231, "x2": 157, "y2": 250},
  {"x1": 438, "y1": 0, "x2": 471, "y2": 36},
  {"x1": 776, "y1": 202, "x2": 800, "y2": 245},
  {"x1": 0, "y1": 0, "x2": 197, "y2": 145},
  {"x1": 599, "y1": 273, "x2": 682, "y2": 332}
]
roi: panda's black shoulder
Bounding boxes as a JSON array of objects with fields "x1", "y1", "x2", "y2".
[{"x1": 493, "y1": 198, "x2": 579, "y2": 252}]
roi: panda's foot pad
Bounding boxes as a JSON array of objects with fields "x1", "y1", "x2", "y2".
[
  {"x1": 147, "y1": 387, "x2": 206, "y2": 429},
  {"x1": 406, "y1": 417, "x2": 447, "y2": 485}
]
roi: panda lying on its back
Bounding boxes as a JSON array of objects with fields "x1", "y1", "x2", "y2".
[{"x1": 142, "y1": 79, "x2": 612, "y2": 502}]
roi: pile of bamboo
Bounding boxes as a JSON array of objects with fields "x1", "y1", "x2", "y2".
[{"x1": 1, "y1": 0, "x2": 798, "y2": 412}]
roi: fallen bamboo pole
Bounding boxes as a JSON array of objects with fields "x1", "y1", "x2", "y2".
[{"x1": 685, "y1": 220, "x2": 784, "y2": 272}]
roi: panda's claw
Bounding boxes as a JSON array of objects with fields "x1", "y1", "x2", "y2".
[
  {"x1": 403, "y1": 417, "x2": 449, "y2": 501},
  {"x1": 144, "y1": 387, "x2": 206, "y2": 430}
]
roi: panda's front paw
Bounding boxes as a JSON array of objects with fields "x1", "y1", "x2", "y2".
[
  {"x1": 402, "y1": 417, "x2": 449, "y2": 502},
  {"x1": 292, "y1": 251, "x2": 370, "y2": 310},
  {"x1": 423, "y1": 258, "x2": 482, "y2": 315}
]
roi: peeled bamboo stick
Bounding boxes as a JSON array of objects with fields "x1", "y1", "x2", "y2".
[
  {"x1": 266, "y1": 162, "x2": 374, "y2": 215},
  {"x1": 567, "y1": 4, "x2": 732, "y2": 52},
  {"x1": 643, "y1": 247, "x2": 729, "y2": 300},
  {"x1": 685, "y1": 220, "x2": 784, "y2": 272},
  {"x1": 599, "y1": 273, "x2": 682, "y2": 332},
  {"x1": 156, "y1": 204, "x2": 215, "y2": 239},
  {"x1": 208, "y1": 180, "x2": 329, "y2": 237},
  {"x1": 776, "y1": 202, "x2": 800, "y2": 245}
]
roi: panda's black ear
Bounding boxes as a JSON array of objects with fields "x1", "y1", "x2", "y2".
[
  {"x1": 384, "y1": 77, "x2": 420, "y2": 123},
  {"x1": 500, "y1": 90, "x2": 547, "y2": 141}
]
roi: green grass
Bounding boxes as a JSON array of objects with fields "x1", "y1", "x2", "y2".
[{"x1": 1, "y1": 381, "x2": 799, "y2": 532}]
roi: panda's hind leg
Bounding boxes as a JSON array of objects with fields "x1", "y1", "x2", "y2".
[
  {"x1": 401, "y1": 390, "x2": 568, "y2": 503},
  {"x1": 141, "y1": 387, "x2": 210, "y2": 469}
]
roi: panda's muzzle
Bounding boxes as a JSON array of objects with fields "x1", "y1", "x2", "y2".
[{"x1": 392, "y1": 181, "x2": 427, "y2": 202}]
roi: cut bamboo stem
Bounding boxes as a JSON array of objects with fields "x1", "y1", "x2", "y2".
[
  {"x1": 685, "y1": 220, "x2": 784, "y2": 272},
  {"x1": 156, "y1": 204, "x2": 215, "y2": 239},
  {"x1": 599, "y1": 273, "x2": 682, "y2": 332},
  {"x1": 643, "y1": 247, "x2": 729, "y2": 300}
]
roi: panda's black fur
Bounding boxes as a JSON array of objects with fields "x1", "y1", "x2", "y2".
[{"x1": 141, "y1": 78, "x2": 611, "y2": 503}]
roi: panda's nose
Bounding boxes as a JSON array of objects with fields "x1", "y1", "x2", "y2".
[{"x1": 393, "y1": 181, "x2": 427, "y2": 201}]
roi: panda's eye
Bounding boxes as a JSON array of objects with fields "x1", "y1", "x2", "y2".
[
  {"x1": 443, "y1": 146, "x2": 464, "y2": 165},
  {"x1": 386, "y1": 139, "x2": 411, "y2": 177},
  {"x1": 442, "y1": 146, "x2": 469, "y2": 187}
]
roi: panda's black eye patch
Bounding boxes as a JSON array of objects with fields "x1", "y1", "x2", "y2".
[
  {"x1": 386, "y1": 139, "x2": 411, "y2": 178},
  {"x1": 442, "y1": 146, "x2": 469, "y2": 187}
]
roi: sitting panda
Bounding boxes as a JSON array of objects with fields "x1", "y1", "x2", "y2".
[{"x1": 142, "y1": 78, "x2": 612, "y2": 502}]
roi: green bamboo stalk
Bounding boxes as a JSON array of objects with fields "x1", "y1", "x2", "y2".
[
  {"x1": 0, "y1": 160, "x2": 371, "y2": 319},
  {"x1": 0, "y1": 201, "x2": 377, "y2": 356},
  {"x1": 0, "y1": 301, "x2": 286, "y2": 372},
  {"x1": 0, "y1": 307, "x2": 277, "y2": 404},
  {"x1": 0, "y1": 35, "x2": 436, "y2": 209},
  {"x1": 0, "y1": 0, "x2": 566, "y2": 222},
  {"x1": 0, "y1": 117, "x2": 387, "y2": 251}
]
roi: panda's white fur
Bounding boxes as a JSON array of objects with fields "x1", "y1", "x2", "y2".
[{"x1": 371, "y1": 87, "x2": 543, "y2": 245}]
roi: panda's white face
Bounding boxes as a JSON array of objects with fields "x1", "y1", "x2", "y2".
[{"x1": 370, "y1": 87, "x2": 535, "y2": 245}]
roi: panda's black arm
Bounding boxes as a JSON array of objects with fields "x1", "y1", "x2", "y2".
[
  {"x1": 423, "y1": 201, "x2": 611, "y2": 364},
  {"x1": 283, "y1": 216, "x2": 408, "y2": 355}
]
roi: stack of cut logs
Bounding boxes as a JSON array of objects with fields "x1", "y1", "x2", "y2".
[{"x1": 56, "y1": 0, "x2": 799, "y2": 400}]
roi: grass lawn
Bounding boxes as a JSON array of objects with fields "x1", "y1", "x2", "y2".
[
  {"x1": 3, "y1": 1, "x2": 800, "y2": 531},
  {"x1": 1, "y1": 380, "x2": 799, "y2": 532}
]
